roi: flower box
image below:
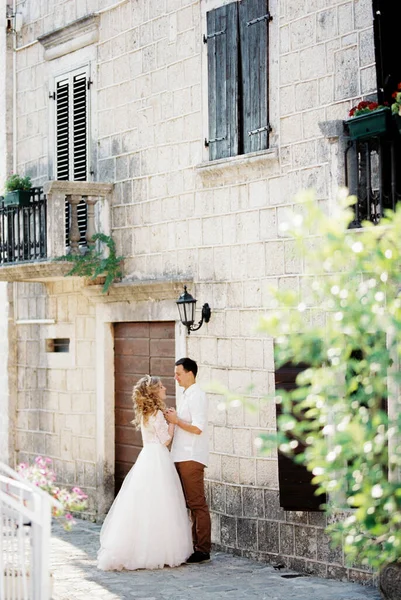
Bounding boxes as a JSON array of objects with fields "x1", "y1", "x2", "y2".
[
  {"x1": 4, "y1": 190, "x2": 32, "y2": 207},
  {"x1": 345, "y1": 107, "x2": 391, "y2": 141}
]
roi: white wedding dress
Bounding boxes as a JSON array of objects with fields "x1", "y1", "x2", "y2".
[{"x1": 97, "y1": 410, "x2": 193, "y2": 570}]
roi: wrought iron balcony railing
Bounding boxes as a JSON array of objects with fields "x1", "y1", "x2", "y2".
[
  {"x1": 0, "y1": 187, "x2": 46, "y2": 264},
  {"x1": 0, "y1": 180, "x2": 113, "y2": 281},
  {"x1": 344, "y1": 130, "x2": 401, "y2": 227}
]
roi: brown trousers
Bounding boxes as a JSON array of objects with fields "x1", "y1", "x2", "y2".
[{"x1": 175, "y1": 461, "x2": 211, "y2": 554}]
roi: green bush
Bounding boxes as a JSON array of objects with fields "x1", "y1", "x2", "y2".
[{"x1": 260, "y1": 189, "x2": 401, "y2": 570}]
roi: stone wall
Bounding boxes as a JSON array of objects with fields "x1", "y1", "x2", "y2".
[
  {"x1": 7, "y1": 0, "x2": 377, "y2": 583},
  {"x1": 14, "y1": 280, "x2": 98, "y2": 516}
]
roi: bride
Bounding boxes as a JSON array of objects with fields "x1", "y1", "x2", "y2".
[{"x1": 97, "y1": 375, "x2": 193, "y2": 571}]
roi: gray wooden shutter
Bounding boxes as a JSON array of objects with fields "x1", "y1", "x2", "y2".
[
  {"x1": 206, "y1": 3, "x2": 239, "y2": 160},
  {"x1": 239, "y1": 0, "x2": 270, "y2": 154},
  {"x1": 56, "y1": 78, "x2": 70, "y2": 181}
]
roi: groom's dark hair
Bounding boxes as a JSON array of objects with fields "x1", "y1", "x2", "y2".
[{"x1": 175, "y1": 357, "x2": 198, "y2": 378}]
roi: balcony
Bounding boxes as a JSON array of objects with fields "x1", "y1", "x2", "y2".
[
  {"x1": 344, "y1": 123, "x2": 401, "y2": 227},
  {"x1": 0, "y1": 180, "x2": 113, "y2": 282}
]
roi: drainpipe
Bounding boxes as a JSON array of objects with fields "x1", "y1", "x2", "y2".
[{"x1": 12, "y1": 0, "x2": 16, "y2": 173}]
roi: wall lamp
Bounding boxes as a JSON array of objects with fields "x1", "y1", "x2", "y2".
[{"x1": 176, "y1": 286, "x2": 211, "y2": 334}]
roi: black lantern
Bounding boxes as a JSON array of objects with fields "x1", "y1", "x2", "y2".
[{"x1": 176, "y1": 286, "x2": 211, "y2": 334}]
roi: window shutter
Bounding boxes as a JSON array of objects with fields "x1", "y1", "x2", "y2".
[
  {"x1": 56, "y1": 78, "x2": 70, "y2": 180},
  {"x1": 239, "y1": 0, "x2": 270, "y2": 154},
  {"x1": 206, "y1": 3, "x2": 239, "y2": 160},
  {"x1": 275, "y1": 363, "x2": 326, "y2": 511},
  {"x1": 55, "y1": 68, "x2": 89, "y2": 181},
  {"x1": 55, "y1": 68, "x2": 89, "y2": 246},
  {"x1": 73, "y1": 73, "x2": 88, "y2": 181}
]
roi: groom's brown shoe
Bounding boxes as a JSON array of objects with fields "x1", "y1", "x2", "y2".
[{"x1": 186, "y1": 551, "x2": 210, "y2": 563}]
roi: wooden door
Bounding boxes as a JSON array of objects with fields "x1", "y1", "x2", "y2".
[{"x1": 114, "y1": 321, "x2": 175, "y2": 494}]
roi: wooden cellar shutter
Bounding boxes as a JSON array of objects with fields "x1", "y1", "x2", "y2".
[
  {"x1": 275, "y1": 362, "x2": 326, "y2": 511},
  {"x1": 239, "y1": 0, "x2": 270, "y2": 154},
  {"x1": 206, "y1": 2, "x2": 239, "y2": 160}
]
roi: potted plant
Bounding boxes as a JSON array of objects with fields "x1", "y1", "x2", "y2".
[
  {"x1": 54, "y1": 232, "x2": 124, "y2": 293},
  {"x1": 3, "y1": 174, "x2": 32, "y2": 207},
  {"x1": 391, "y1": 83, "x2": 401, "y2": 134},
  {"x1": 345, "y1": 100, "x2": 390, "y2": 141}
]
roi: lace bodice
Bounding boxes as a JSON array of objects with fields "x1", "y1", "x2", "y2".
[{"x1": 141, "y1": 410, "x2": 172, "y2": 445}]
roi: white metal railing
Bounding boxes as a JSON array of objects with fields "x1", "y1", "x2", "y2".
[{"x1": 0, "y1": 463, "x2": 52, "y2": 600}]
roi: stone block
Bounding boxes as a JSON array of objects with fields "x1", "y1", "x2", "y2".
[
  {"x1": 259, "y1": 208, "x2": 277, "y2": 240},
  {"x1": 264, "y1": 490, "x2": 285, "y2": 521},
  {"x1": 334, "y1": 46, "x2": 358, "y2": 101},
  {"x1": 79, "y1": 436, "x2": 96, "y2": 462},
  {"x1": 280, "y1": 53, "x2": 300, "y2": 85},
  {"x1": 294, "y1": 525, "x2": 317, "y2": 560},
  {"x1": 216, "y1": 338, "x2": 231, "y2": 367},
  {"x1": 284, "y1": 240, "x2": 302, "y2": 274},
  {"x1": 236, "y1": 211, "x2": 260, "y2": 243},
  {"x1": 281, "y1": 114, "x2": 304, "y2": 145},
  {"x1": 249, "y1": 180, "x2": 268, "y2": 209},
  {"x1": 214, "y1": 426, "x2": 233, "y2": 454},
  {"x1": 232, "y1": 428, "x2": 251, "y2": 457},
  {"x1": 60, "y1": 429, "x2": 72, "y2": 460},
  {"x1": 200, "y1": 337, "x2": 217, "y2": 366},
  {"x1": 258, "y1": 520, "x2": 279, "y2": 553},
  {"x1": 220, "y1": 515, "x2": 237, "y2": 547},
  {"x1": 226, "y1": 484, "x2": 243, "y2": 517},
  {"x1": 210, "y1": 482, "x2": 226, "y2": 513},
  {"x1": 256, "y1": 459, "x2": 278, "y2": 486},
  {"x1": 222, "y1": 455, "x2": 240, "y2": 484},
  {"x1": 211, "y1": 511, "x2": 221, "y2": 544},
  {"x1": 245, "y1": 339, "x2": 263, "y2": 370},
  {"x1": 265, "y1": 241, "x2": 284, "y2": 276},
  {"x1": 290, "y1": 16, "x2": 315, "y2": 50},
  {"x1": 242, "y1": 487, "x2": 264, "y2": 518},
  {"x1": 207, "y1": 452, "x2": 221, "y2": 480},
  {"x1": 45, "y1": 433, "x2": 60, "y2": 457},
  {"x1": 84, "y1": 462, "x2": 97, "y2": 487},
  {"x1": 39, "y1": 411, "x2": 54, "y2": 433},
  {"x1": 279, "y1": 522, "x2": 294, "y2": 555},
  {"x1": 361, "y1": 65, "x2": 376, "y2": 95},
  {"x1": 338, "y1": 2, "x2": 353, "y2": 35},
  {"x1": 198, "y1": 247, "x2": 215, "y2": 280},
  {"x1": 239, "y1": 457, "x2": 256, "y2": 485},
  {"x1": 246, "y1": 243, "x2": 265, "y2": 279},
  {"x1": 300, "y1": 44, "x2": 327, "y2": 79},
  {"x1": 213, "y1": 246, "x2": 231, "y2": 281},
  {"x1": 237, "y1": 518, "x2": 257, "y2": 551},
  {"x1": 316, "y1": 528, "x2": 343, "y2": 564},
  {"x1": 317, "y1": 8, "x2": 337, "y2": 42}
]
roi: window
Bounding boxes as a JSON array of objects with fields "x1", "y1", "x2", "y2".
[
  {"x1": 45, "y1": 338, "x2": 70, "y2": 353},
  {"x1": 205, "y1": 0, "x2": 271, "y2": 160},
  {"x1": 53, "y1": 66, "x2": 90, "y2": 245},
  {"x1": 54, "y1": 66, "x2": 90, "y2": 181}
]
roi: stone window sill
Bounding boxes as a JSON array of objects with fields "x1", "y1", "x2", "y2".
[{"x1": 196, "y1": 148, "x2": 279, "y2": 181}]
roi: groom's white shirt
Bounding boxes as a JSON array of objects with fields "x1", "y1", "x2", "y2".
[{"x1": 170, "y1": 383, "x2": 209, "y2": 467}]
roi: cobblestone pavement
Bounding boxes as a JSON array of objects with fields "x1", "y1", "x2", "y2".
[{"x1": 50, "y1": 520, "x2": 381, "y2": 600}]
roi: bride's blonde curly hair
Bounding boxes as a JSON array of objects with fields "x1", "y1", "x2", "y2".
[{"x1": 131, "y1": 375, "x2": 166, "y2": 429}]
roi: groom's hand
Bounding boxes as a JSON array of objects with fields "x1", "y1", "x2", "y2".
[{"x1": 165, "y1": 408, "x2": 179, "y2": 424}]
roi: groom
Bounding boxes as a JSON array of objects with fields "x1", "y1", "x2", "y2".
[{"x1": 165, "y1": 357, "x2": 211, "y2": 563}]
